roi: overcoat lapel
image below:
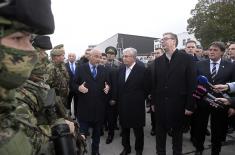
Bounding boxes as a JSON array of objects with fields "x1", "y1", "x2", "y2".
[
  {"x1": 84, "y1": 64, "x2": 93, "y2": 79},
  {"x1": 166, "y1": 51, "x2": 181, "y2": 78},
  {"x1": 125, "y1": 64, "x2": 137, "y2": 84}
]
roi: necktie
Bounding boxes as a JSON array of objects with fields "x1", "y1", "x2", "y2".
[
  {"x1": 92, "y1": 66, "x2": 97, "y2": 78},
  {"x1": 211, "y1": 63, "x2": 217, "y2": 79},
  {"x1": 71, "y1": 63, "x2": 75, "y2": 75}
]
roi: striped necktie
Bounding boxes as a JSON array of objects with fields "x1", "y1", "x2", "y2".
[{"x1": 211, "y1": 62, "x2": 217, "y2": 79}]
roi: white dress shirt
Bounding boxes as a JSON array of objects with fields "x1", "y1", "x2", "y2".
[{"x1": 125, "y1": 62, "x2": 136, "y2": 81}]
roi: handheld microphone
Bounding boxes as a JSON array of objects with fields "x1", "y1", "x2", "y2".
[
  {"x1": 197, "y1": 75, "x2": 213, "y2": 87},
  {"x1": 193, "y1": 85, "x2": 226, "y2": 109},
  {"x1": 197, "y1": 75, "x2": 230, "y2": 99}
]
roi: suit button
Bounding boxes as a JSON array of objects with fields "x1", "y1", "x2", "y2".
[{"x1": 165, "y1": 86, "x2": 168, "y2": 89}]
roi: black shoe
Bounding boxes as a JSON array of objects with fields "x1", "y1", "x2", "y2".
[
  {"x1": 136, "y1": 150, "x2": 142, "y2": 155},
  {"x1": 120, "y1": 148, "x2": 131, "y2": 155},
  {"x1": 120, "y1": 131, "x2": 123, "y2": 137},
  {"x1": 106, "y1": 135, "x2": 113, "y2": 144},
  {"x1": 227, "y1": 127, "x2": 235, "y2": 134},
  {"x1": 92, "y1": 152, "x2": 100, "y2": 155},
  {"x1": 86, "y1": 131, "x2": 90, "y2": 137},
  {"x1": 194, "y1": 150, "x2": 203, "y2": 155},
  {"x1": 167, "y1": 129, "x2": 173, "y2": 137},
  {"x1": 100, "y1": 129, "x2": 104, "y2": 136},
  {"x1": 115, "y1": 125, "x2": 119, "y2": 130},
  {"x1": 205, "y1": 128, "x2": 210, "y2": 136},
  {"x1": 150, "y1": 130, "x2": 156, "y2": 136}
]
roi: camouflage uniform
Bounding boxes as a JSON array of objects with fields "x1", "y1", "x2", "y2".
[
  {"x1": 14, "y1": 36, "x2": 85, "y2": 155},
  {"x1": 46, "y1": 45, "x2": 69, "y2": 107},
  {"x1": 0, "y1": 1, "x2": 54, "y2": 154}
]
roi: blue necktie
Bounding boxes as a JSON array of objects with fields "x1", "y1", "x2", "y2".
[
  {"x1": 71, "y1": 63, "x2": 75, "y2": 75},
  {"x1": 92, "y1": 66, "x2": 97, "y2": 78},
  {"x1": 211, "y1": 62, "x2": 217, "y2": 80}
]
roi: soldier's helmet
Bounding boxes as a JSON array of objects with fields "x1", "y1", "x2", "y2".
[
  {"x1": 0, "y1": 0, "x2": 55, "y2": 36},
  {"x1": 33, "y1": 35, "x2": 52, "y2": 50},
  {"x1": 50, "y1": 44, "x2": 65, "y2": 56},
  {"x1": 105, "y1": 46, "x2": 117, "y2": 55}
]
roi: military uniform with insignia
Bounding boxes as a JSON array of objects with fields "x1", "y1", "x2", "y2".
[{"x1": 104, "y1": 46, "x2": 120, "y2": 144}]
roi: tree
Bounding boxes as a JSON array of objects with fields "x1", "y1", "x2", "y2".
[{"x1": 187, "y1": 0, "x2": 235, "y2": 49}]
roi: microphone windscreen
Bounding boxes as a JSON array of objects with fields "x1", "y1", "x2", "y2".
[{"x1": 197, "y1": 75, "x2": 208, "y2": 85}]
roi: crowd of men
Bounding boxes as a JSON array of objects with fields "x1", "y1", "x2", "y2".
[{"x1": 1, "y1": 1, "x2": 235, "y2": 155}]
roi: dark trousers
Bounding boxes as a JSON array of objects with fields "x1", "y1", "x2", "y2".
[
  {"x1": 122, "y1": 127, "x2": 144, "y2": 152},
  {"x1": 106, "y1": 104, "x2": 118, "y2": 136},
  {"x1": 150, "y1": 110, "x2": 156, "y2": 131},
  {"x1": 192, "y1": 106, "x2": 228, "y2": 154},
  {"x1": 67, "y1": 91, "x2": 78, "y2": 115},
  {"x1": 79, "y1": 120, "x2": 102, "y2": 154},
  {"x1": 155, "y1": 125, "x2": 183, "y2": 155}
]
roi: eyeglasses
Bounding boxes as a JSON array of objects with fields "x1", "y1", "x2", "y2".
[{"x1": 160, "y1": 37, "x2": 174, "y2": 41}]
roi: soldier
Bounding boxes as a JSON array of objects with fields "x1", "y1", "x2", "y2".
[
  {"x1": 0, "y1": 0, "x2": 55, "y2": 154},
  {"x1": 16, "y1": 35, "x2": 85, "y2": 155},
  {"x1": 104, "y1": 46, "x2": 121, "y2": 144},
  {"x1": 47, "y1": 44, "x2": 70, "y2": 110}
]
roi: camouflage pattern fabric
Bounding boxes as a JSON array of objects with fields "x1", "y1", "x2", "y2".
[
  {"x1": 0, "y1": 90, "x2": 35, "y2": 155},
  {"x1": 46, "y1": 62, "x2": 69, "y2": 106},
  {"x1": 0, "y1": 45, "x2": 38, "y2": 89},
  {"x1": 0, "y1": 44, "x2": 38, "y2": 155}
]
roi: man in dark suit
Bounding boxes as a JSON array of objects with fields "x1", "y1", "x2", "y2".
[
  {"x1": 65, "y1": 52, "x2": 79, "y2": 117},
  {"x1": 151, "y1": 32, "x2": 197, "y2": 155},
  {"x1": 117, "y1": 48, "x2": 150, "y2": 155},
  {"x1": 192, "y1": 41, "x2": 235, "y2": 155},
  {"x1": 74, "y1": 49, "x2": 110, "y2": 155}
]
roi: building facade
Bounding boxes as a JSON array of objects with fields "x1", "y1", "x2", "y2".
[{"x1": 95, "y1": 33, "x2": 158, "y2": 57}]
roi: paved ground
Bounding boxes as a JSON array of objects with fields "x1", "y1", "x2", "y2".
[
  {"x1": 71, "y1": 101, "x2": 235, "y2": 155},
  {"x1": 84, "y1": 113, "x2": 235, "y2": 155}
]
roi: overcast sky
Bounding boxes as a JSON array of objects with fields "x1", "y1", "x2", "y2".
[{"x1": 50, "y1": 0, "x2": 198, "y2": 57}]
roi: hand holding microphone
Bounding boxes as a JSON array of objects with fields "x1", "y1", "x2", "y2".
[
  {"x1": 193, "y1": 84, "x2": 225, "y2": 109},
  {"x1": 197, "y1": 75, "x2": 230, "y2": 99}
]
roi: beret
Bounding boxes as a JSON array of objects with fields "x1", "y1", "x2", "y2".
[
  {"x1": 0, "y1": 0, "x2": 55, "y2": 35},
  {"x1": 33, "y1": 35, "x2": 52, "y2": 50}
]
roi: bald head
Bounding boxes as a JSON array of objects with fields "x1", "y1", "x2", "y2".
[
  {"x1": 89, "y1": 49, "x2": 102, "y2": 65},
  {"x1": 68, "y1": 52, "x2": 76, "y2": 63}
]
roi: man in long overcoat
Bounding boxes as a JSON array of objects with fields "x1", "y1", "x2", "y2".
[{"x1": 117, "y1": 48, "x2": 150, "y2": 155}]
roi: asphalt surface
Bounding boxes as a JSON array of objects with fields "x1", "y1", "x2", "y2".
[
  {"x1": 84, "y1": 113, "x2": 235, "y2": 155},
  {"x1": 70, "y1": 101, "x2": 235, "y2": 155}
]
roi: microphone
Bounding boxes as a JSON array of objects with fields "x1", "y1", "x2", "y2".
[
  {"x1": 197, "y1": 75, "x2": 230, "y2": 99},
  {"x1": 197, "y1": 75, "x2": 214, "y2": 87},
  {"x1": 193, "y1": 85, "x2": 225, "y2": 109}
]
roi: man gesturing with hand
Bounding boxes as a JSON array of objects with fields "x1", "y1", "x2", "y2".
[{"x1": 75, "y1": 49, "x2": 110, "y2": 155}]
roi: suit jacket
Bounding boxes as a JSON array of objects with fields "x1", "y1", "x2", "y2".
[
  {"x1": 117, "y1": 63, "x2": 150, "y2": 128},
  {"x1": 196, "y1": 59, "x2": 235, "y2": 93},
  {"x1": 74, "y1": 63, "x2": 109, "y2": 122},
  {"x1": 151, "y1": 49, "x2": 197, "y2": 130},
  {"x1": 196, "y1": 59, "x2": 235, "y2": 140},
  {"x1": 65, "y1": 62, "x2": 79, "y2": 92}
]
